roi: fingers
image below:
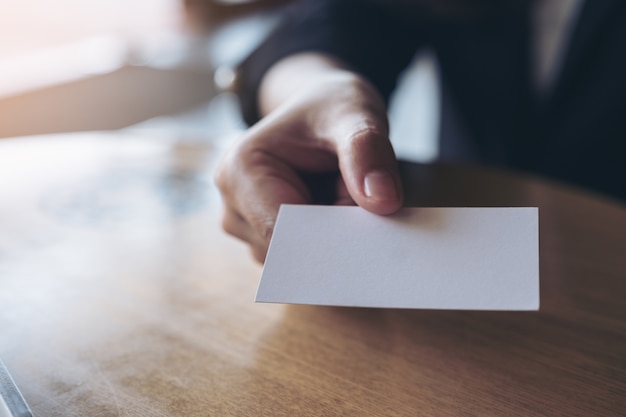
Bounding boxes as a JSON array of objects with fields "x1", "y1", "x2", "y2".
[{"x1": 215, "y1": 139, "x2": 312, "y2": 262}]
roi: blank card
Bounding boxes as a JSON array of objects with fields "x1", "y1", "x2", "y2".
[{"x1": 257, "y1": 205, "x2": 539, "y2": 310}]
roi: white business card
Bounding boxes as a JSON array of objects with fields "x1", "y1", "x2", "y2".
[{"x1": 256, "y1": 205, "x2": 539, "y2": 310}]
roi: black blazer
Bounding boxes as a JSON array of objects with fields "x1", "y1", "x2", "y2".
[{"x1": 236, "y1": 0, "x2": 626, "y2": 202}]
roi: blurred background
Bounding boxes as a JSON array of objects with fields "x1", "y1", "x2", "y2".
[{"x1": 0, "y1": 0, "x2": 438, "y2": 160}]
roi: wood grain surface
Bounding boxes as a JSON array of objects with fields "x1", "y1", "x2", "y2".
[{"x1": 0, "y1": 132, "x2": 625, "y2": 416}]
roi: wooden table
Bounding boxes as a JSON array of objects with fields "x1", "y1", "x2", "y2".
[{"x1": 0, "y1": 132, "x2": 625, "y2": 416}]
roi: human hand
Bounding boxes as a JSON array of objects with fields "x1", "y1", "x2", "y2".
[{"x1": 215, "y1": 57, "x2": 403, "y2": 262}]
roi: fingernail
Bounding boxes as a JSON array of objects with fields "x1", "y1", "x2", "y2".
[{"x1": 364, "y1": 170, "x2": 398, "y2": 202}]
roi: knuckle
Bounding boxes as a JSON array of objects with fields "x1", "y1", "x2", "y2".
[
  {"x1": 248, "y1": 212, "x2": 276, "y2": 243},
  {"x1": 221, "y1": 214, "x2": 239, "y2": 237},
  {"x1": 351, "y1": 125, "x2": 387, "y2": 142},
  {"x1": 345, "y1": 126, "x2": 388, "y2": 152},
  {"x1": 258, "y1": 219, "x2": 275, "y2": 243}
]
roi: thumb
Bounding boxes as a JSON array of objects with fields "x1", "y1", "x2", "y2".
[
  {"x1": 305, "y1": 73, "x2": 403, "y2": 214},
  {"x1": 336, "y1": 124, "x2": 403, "y2": 215}
]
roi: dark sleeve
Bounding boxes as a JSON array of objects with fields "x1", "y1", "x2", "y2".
[{"x1": 236, "y1": 0, "x2": 422, "y2": 125}]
